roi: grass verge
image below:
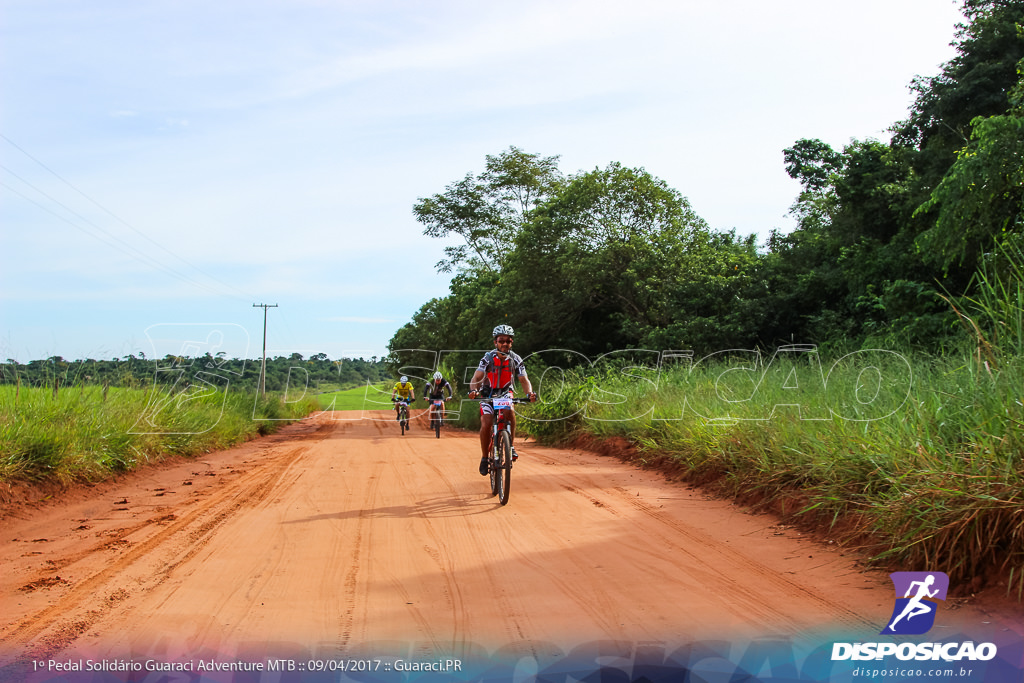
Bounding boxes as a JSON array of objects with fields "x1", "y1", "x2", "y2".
[
  {"x1": 0, "y1": 384, "x2": 318, "y2": 485},
  {"x1": 516, "y1": 348, "x2": 1024, "y2": 599}
]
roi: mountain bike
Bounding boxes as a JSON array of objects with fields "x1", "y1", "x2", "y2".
[
  {"x1": 428, "y1": 398, "x2": 449, "y2": 438},
  {"x1": 392, "y1": 398, "x2": 411, "y2": 435},
  {"x1": 476, "y1": 396, "x2": 531, "y2": 505}
]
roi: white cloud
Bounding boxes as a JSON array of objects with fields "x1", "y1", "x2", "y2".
[{"x1": 1, "y1": 0, "x2": 967, "y2": 359}]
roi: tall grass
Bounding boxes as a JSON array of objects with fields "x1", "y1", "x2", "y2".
[
  {"x1": 953, "y1": 234, "x2": 1024, "y2": 363},
  {"x1": 510, "y1": 241, "x2": 1024, "y2": 595},
  {"x1": 0, "y1": 384, "x2": 318, "y2": 485},
  {"x1": 517, "y1": 343, "x2": 1023, "y2": 597}
]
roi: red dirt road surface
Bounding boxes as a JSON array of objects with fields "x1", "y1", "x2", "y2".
[{"x1": 1, "y1": 411, "x2": 1019, "y2": 679}]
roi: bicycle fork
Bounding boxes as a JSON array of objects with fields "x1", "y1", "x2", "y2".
[{"x1": 491, "y1": 414, "x2": 511, "y2": 470}]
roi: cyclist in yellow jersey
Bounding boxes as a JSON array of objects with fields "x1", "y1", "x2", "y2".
[{"x1": 391, "y1": 376, "x2": 416, "y2": 424}]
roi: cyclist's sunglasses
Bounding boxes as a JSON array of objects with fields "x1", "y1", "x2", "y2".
[{"x1": 495, "y1": 336, "x2": 513, "y2": 345}]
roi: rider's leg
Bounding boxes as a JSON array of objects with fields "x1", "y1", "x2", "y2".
[
  {"x1": 478, "y1": 411, "x2": 494, "y2": 475},
  {"x1": 509, "y1": 410, "x2": 519, "y2": 460},
  {"x1": 479, "y1": 413, "x2": 494, "y2": 459}
]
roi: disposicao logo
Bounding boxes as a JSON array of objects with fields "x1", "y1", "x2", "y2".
[
  {"x1": 831, "y1": 570, "x2": 998, "y2": 663},
  {"x1": 881, "y1": 571, "x2": 949, "y2": 635}
]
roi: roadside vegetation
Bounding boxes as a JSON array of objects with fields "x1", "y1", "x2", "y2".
[
  {"x1": 0, "y1": 355, "x2": 388, "y2": 486},
  {"x1": 513, "y1": 343, "x2": 1023, "y2": 598},
  {"x1": 0, "y1": 384, "x2": 318, "y2": 485},
  {"x1": 387, "y1": 1, "x2": 1024, "y2": 598},
  {"x1": 431, "y1": 243, "x2": 1023, "y2": 596}
]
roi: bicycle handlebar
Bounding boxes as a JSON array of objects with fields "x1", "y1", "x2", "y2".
[{"x1": 466, "y1": 396, "x2": 534, "y2": 404}]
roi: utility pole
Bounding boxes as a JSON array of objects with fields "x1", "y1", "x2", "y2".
[{"x1": 253, "y1": 303, "x2": 278, "y2": 397}]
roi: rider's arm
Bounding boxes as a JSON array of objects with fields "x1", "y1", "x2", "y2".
[
  {"x1": 517, "y1": 371, "x2": 537, "y2": 401},
  {"x1": 517, "y1": 368, "x2": 534, "y2": 395},
  {"x1": 468, "y1": 368, "x2": 485, "y2": 395}
]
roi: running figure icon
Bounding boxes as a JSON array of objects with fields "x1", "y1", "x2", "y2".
[
  {"x1": 881, "y1": 571, "x2": 949, "y2": 635},
  {"x1": 888, "y1": 575, "x2": 938, "y2": 631}
]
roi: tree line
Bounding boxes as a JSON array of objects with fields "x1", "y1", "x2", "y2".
[
  {"x1": 1, "y1": 353, "x2": 390, "y2": 393},
  {"x1": 388, "y1": 0, "x2": 1024, "y2": 364}
]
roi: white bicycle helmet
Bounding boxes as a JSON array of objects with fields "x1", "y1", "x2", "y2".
[
  {"x1": 400, "y1": 375, "x2": 408, "y2": 383},
  {"x1": 492, "y1": 324, "x2": 514, "y2": 339},
  {"x1": 432, "y1": 371, "x2": 443, "y2": 381}
]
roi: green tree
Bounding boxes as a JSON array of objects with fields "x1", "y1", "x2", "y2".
[
  {"x1": 412, "y1": 146, "x2": 563, "y2": 273},
  {"x1": 893, "y1": 0, "x2": 1024, "y2": 191},
  {"x1": 916, "y1": 57, "x2": 1024, "y2": 272},
  {"x1": 765, "y1": 2, "x2": 1024, "y2": 348},
  {"x1": 507, "y1": 162, "x2": 756, "y2": 355}
]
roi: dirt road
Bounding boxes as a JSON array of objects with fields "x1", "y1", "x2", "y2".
[{"x1": 0, "y1": 411, "x2": 1017, "y2": 678}]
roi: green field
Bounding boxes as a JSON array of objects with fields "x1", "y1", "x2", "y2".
[{"x1": 316, "y1": 382, "x2": 398, "y2": 411}]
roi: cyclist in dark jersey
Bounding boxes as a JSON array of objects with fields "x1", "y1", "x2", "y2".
[
  {"x1": 423, "y1": 371, "x2": 453, "y2": 402},
  {"x1": 467, "y1": 324, "x2": 537, "y2": 476},
  {"x1": 423, "y1": 371, "x2": 454, "y2": 425}
]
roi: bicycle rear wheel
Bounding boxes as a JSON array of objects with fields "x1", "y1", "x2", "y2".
[{"x1": 496, "y1": 430, "x2": 511, "y2": 505}]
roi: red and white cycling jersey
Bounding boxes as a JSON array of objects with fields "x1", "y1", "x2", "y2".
[{"x1": 476, "y1": 349, "x2": 528, "y2": 396}]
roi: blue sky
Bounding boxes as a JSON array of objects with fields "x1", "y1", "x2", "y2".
[{"x1": 1, "y1": 0, "x2": 966, "y2": 362}]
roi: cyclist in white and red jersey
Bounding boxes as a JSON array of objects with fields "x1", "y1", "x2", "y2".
[{"x1": 467, "y1": 324, "x2": 537, "y2": 476}]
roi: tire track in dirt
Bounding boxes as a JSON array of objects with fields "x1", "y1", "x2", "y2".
[
  {"x1": 554, "y1": 478, "x2": 793, "y2": 633},
  {"x1": 612, "y1": 485, "x2": 878, "y2": 633},
  {"x1": 341, "y1": 420, "x2": 484, "y2": 655},
  {"x1": 392, "y1": 453, "x2": 468, "y2": 653},
  {"x1": 1, "y1": 443, "x2": 311, "y2": 662},
  {"x1": 7, "y1": 410, "x2": 978, "y2": 675},
  {"x1": 547, "y1": 465, "x2": 877, "y2": 636},
  {"x1": 427, "y1": 448, "x2": 544, "y2": 650},
  {"x1": 414, "y1": 451, "x2": 509, "y2": 653},
  {"x1": 336, "y1": 418, "x2": 386, "y2": 650}
]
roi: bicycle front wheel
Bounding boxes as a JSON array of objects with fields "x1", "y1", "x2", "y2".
[
  {"x1": 496, "y1": 430, "x2": 512, "y2": 505},
  {"x1": 488, "y1": 437, "x2": 499, "y2": 497}
]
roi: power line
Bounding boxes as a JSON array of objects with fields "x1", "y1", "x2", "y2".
[
  {"x1": 0, "y1": 133, "x2": 257, "y2": 302},
  {"x1": 0, "y1": 177, "x2": 231, "y2": 297}
]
